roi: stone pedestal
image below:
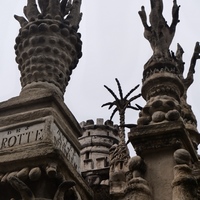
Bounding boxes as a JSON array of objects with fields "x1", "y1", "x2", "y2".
[
  {"x1": 0, "y1": 92, "x2": 93, "y2": 200},
  {"x1": 128, "y1": 121, "x2": 198, "y2": 200}
]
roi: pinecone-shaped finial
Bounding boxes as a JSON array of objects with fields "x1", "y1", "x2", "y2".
[{"x1": 14, "y1": 0, "x2": 82, "y2": 98}]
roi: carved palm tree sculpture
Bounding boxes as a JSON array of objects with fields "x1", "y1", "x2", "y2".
[
  {"x1": 138, "y1": 0, "x2": 180, "y2": 60},
  {"x1": 102, "y1": 78, "x2": 141, "y2": 145}
]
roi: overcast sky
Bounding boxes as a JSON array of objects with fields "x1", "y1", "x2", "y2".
[{"x1": 0, "y1": 1, "x2": 200, "y2": 153}]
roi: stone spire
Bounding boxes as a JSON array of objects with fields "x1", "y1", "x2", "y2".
[
  {"x1": 137, "y1": 0, "x2": 200, "y2": 149},
  {"x1": 0, "y1": 1, "x2": 93, "y2": 199},
  {"x1": 138, "y1": 0, "x2": 180, "y2": 65},
  {"x1": 137, "y1": 0, "x2": 188, "y2": 127},
  {"x1": 14, "y1": 0, "x2": 82, "y2": 98},
  {"x1": 128, "y1": 1, "x2": 200, "y2": 200}
]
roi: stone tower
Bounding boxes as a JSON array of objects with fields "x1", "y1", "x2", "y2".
[
  {"x1": 128, "y1": 0, "x2": 200, "y2": 200},
  {"x1": 79, "y1": 118, "x2": 119, "y2": 200},
  {"x1": 0, "y1": 0, "x2": 92, "y2": 199}
]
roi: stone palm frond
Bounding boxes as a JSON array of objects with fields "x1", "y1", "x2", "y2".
[{"x1": 102, "y1": 78, "x2": 141, "y2": 122}]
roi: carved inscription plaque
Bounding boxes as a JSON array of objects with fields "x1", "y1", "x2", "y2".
[
  {"x1": 0, "y1": 121, "x2": 80, "y2": 172},
  {"x1": 0, "y1": 123, "x2": 44, "y2": 150},
  {"x1": 51, "y1": 123, "x2": 80, "y2": 172}
]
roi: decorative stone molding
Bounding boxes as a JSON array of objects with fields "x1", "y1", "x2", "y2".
[
  {"x1": 79, "y1": 118, "x2": 119, "y2": 199},
  {"x1": 79, "y1": 118, "x2": 119, "y2": 174},
  {"x1": 8, "y1": 176, "x2": 78, "y2": 200},
  {"x1": 0, "y1": 118, "x2": 81, "y2": 173},
  {"x1": 110, "y1": 155, "x2": 152, "y2": 200},
  {"x1": 137, "y1": 95, "x2": 181, "y2": 126},
  {"x1": 109, "y1": 143, "x2": 130, "y2": 197},
  {"x1": 142, "y1": 65, "x2": 184, "y2": 101},
  {"x1": 1, "y1": 164, "x2": 59, "y2": 184},
  {"x1": 0, "y1": 162, "x2": 83, "y2": 200},
  {"x1": 129, "y1": 121, "x2": 198, "y2": 161}
]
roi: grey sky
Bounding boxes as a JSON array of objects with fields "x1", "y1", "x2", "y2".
[{"x1": 0, "y1": 1, "x2": 200, "y2": 153}]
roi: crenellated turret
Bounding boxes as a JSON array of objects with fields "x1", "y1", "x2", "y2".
[
  {"x1": 79, "y1": 118, "x2": 119, "y2": 200},
  {"x1": 79, "y1": 118, "x2": 119, "y2": 183}
]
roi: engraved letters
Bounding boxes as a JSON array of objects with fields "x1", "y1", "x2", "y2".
[
  {"x1": 0, "y1": 124, "x2": 44, "y2": 150},
  {"x1": 0, "y1": 122, "x2": 80, "y2": 172},
  {"x1": 52, "y1": 124, "x2": 80, "y2": 172}
]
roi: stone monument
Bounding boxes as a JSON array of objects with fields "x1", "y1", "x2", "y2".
[
  {"x1": 129, "y1": 0, "x2": 200, "y2": 200},
  {"x1": 0, "y1": 0, "x2": 200, "y2": 200},
  {"x1": 0, "y1": 0, "x2": 93, "y2": 199}
]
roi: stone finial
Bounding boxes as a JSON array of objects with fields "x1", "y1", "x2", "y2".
[
  {"x1": 128, "y1": 156, "x2": 146, "y2": 176},
  {"x1": 174, "y1": 149, "x2": 191, "y2": 165},
  {"x1": 137, "y1": 0, "x2": 186, "y2": 126},
  {"x1": 85, "y1": 119, "x2": 94, "y2": 126},
  {"x1": 96, "y1": 118, "x2": 104, "y2": 125},
  {"x1": 14, "y1": 0, "x2": 82, "y2": 98},
  {"x1": 104, "y1": 120, "x2": 114, "y2": 126},
  {"x1": 172, "y1": 149, "x2": 198, "y2": 200},
  {"x1": 139, "y1": 0, "x2": 180, "y2": 63},
  {"x1": 15, "y1": 0, "x2": 82, "y2": 29}
]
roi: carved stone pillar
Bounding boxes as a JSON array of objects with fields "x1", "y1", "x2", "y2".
[
  {"x1": 129, "y1": 1, "x2": 200, "y2": 200},
  {"x1": 0, "y1": 0, "x2": 93, "y2": 199}
]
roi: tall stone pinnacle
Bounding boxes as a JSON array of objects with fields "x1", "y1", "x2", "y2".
[
  {"x1": 14, "y1": 0, "x2": 82, "y2": 98},
  {"x1": 137, "y1": 0, "x2": 200, "y2": 148},
  {"x1": 128, "y1": 1, "x2": 200, "y2": 199},
  {"x1": 137, "y1": 0, "x2": 184, "y2": 126}
]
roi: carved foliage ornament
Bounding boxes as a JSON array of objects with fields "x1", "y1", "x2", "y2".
[
  {"x1": 139, "y1": 0, "x2": 180, "y2": 62},
  {"x1": 15, "y1": 0, "x2": 82, "y2": 28}
]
